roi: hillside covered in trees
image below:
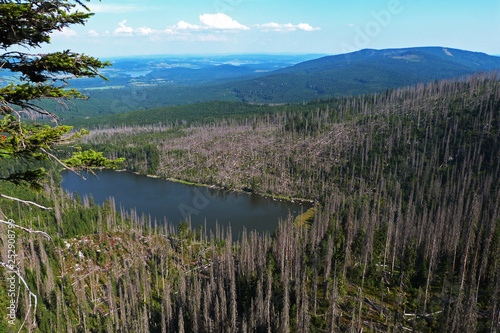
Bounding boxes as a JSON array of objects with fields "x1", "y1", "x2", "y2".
[
  {"x1": 1, "y1": 73, "x2": 499, "y2": 332},
  {"x1": 40, "y1": 47, "x2": 500, "y2": 122}
]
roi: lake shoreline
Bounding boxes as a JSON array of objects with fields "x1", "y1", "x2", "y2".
[{"x1": 114, "y1": 168, "x2": 316, "y2": 205}]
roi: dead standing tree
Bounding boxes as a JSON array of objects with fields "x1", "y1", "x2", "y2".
[{"x1": 0, "y1": 0, "x2": 122, "y2": 330}]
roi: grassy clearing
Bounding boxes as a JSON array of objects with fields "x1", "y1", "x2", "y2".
[{"x1": 294, "y1": 207, "x2": 315, "y2": 228}]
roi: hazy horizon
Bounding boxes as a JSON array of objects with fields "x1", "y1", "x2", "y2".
[{"x1": 99, "y1": 47, "x2": 500, "y2": 62}]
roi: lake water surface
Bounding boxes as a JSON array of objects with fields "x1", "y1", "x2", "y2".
[{"x1": 61, "y1": 170, "x2": 311, "y2": 238}]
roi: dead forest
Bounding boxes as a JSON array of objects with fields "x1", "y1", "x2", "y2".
[{"x1": 1, "y1": 73, "x2": 500, "y2": 332}]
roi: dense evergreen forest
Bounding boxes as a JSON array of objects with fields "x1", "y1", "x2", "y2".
[{"x1": 1, "y1": 73, "x2": 500, "y2": 332}]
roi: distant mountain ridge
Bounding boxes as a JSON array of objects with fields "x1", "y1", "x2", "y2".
[
  {"x1": 62, "y1": 47, "x2": 500, "y2": 119},
  {"x1": 229, "y1": 47, "x2": 500, "y2": 102},
  {"x1": 280, "y1": 47, "x2": 500, "y2": 74}
]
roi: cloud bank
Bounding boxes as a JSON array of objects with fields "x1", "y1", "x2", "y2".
[
  {"x1": 106, "y1": 14, "x2": 319, "y2": 40},
  {"x1": 199, "y1": 13, "x2": 249, "y2": 30},
  {"x1": 256, "y1": 22, "x2": 320, "y2": 32}
]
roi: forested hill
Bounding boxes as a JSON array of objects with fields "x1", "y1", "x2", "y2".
[
  {"x1": 231, "y1": 47, "x2": 500, "y2": 102},
  {"x1": 65, "y1": 101, "x2": 293, "y2": 128},
  {"x1": 280, "y1": 47, "x2": 500, "y2": 75},
  {"x1": 54, "y1": 47, "x2": 500, "y2": 120}
]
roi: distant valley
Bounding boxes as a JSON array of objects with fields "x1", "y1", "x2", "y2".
[
  {"x1": 64, "y1": 54, "x2": 326, "y2": 89},
  {"x1": 42, "y1": 47, "x2": 500, "y2": 122}
]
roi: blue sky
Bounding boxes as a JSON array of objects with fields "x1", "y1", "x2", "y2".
[{"x1": 45, "y1": 0, "x2": 500, "y2": 57}]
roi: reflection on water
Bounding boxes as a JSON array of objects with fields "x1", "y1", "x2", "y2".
[{"x1": 61, "y1": 170, "x2": 311, "y2": 239}]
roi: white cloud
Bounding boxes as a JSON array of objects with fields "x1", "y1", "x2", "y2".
[
  {"x1": 199, "y1": 13, "x2": 249, "y2": 30},
  {"x1": 135, "y1": 27, "x2": 159, "y2": 36},
  {"x1": 114, "y1": 20, "x2": 134, "y2": 35},
  {"x1": 111, "y1": 13, "x2": 247, "y2": 39},
  {"x1": 53, "y1": 27, "x2": 77, "y2": 37},
  {"x1": 257, "y1": 22, "x2": 295, "y2": 32},
  {"x1": 175, "y1": 20, "x2": 202, "y2": 31},
  {"x1": 99, "y1": 15, "x2": 319, "y2": 44},
  {"x1": 163, "y1": 28, "x2": 177, "y2": 35},
  {"x1": 297, "y1": 23, "x2": 320, "y2": 32},
  {"x1": 257, "y1": 22, "x2": 320, "y2": 32},
  {"x1": 107, "y1": 20, "x2": 230, "y2": 42}
]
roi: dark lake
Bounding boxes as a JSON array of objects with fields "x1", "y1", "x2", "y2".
[{"x1": 61, "y1": 170, "x2": 312, "y2": 239}]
